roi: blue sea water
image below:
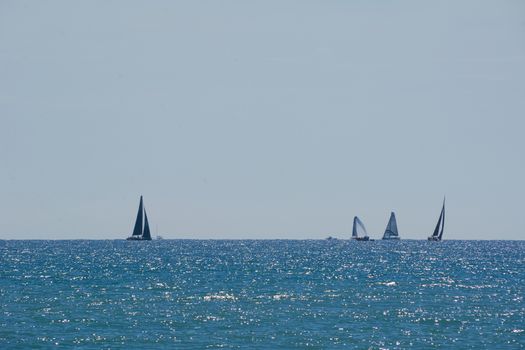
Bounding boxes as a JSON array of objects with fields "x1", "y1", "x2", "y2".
[{"x1": 0, "y1": 240, "x2": 524, "y2": 349}]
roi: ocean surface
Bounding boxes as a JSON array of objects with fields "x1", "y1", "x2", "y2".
[{"x1": 1, "y1": 240, "x2": 524, "y2": 349}]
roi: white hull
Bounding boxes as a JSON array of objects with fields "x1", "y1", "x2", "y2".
[{"x1": 382, "y1": 236, "x2": 400, "y2": 240}]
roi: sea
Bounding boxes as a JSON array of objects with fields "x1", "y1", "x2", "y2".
[{"x1": 1, "y1": 240, "x2": 524, "y2": 349}]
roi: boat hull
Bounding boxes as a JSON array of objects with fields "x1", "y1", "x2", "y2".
[
  {"x1": 382, "y1": 237, "x2": 400, "y2": 240},
  {"x1": 352, "y1": 236, "x2": 371, "y2": 241},
  {"x1": 427, "y1": 236, "x2": 441, "y2": 241},
  {"x1": 126, "y1": 236, "x2": 152, "y2": 241}
]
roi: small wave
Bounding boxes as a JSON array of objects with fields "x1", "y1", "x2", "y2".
[
  {"x1": 457, "y1": 284, "x2": 493, "y2": 290},
  {"x1": 379, "y1": 281, "x2": 397, "y2": 286},
  {"x1": 203, "y1": 293, "x2": 237, "y2": 301},
  {"x1": 272, "y1": 293, "x2": 290, "y2": 300},
  {"x1": 421, "y1": 283, "x2": 452, "y2": 288}
]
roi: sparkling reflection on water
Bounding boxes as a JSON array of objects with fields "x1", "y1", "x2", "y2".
[{"x1": 1, "y1": 240, "x2": 524, "y2": 348}]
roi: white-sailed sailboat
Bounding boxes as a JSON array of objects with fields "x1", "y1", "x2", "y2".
[
  {"x1": 382, "y1": 212, "x2": 400, "y2": 240},
  {"x1": 126, "y1": 196, "x2": 152, "y2": 241},
  {"x1": 351, "y1": 216, "x2": 371, "y2": 241},
  {"x1": 428, "y1": 199, "x2": 445, "y2": 241}
]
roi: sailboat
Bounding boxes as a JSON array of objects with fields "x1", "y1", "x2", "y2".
[
  {"x1": 351, "y1": 216, "x2": 372, "y2": 241},
  {"x1": 382, "y1": 212, "x2": 400, "y2": 240},
  {"x1": 428, "y1": 199, "x2": 445, "y2": 241},
  {"x1": 126, "y1": 196, "x2": 152, "y2": 241}
]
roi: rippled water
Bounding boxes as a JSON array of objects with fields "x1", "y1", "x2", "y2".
[{"x1": 1, "y1": 240, "x2": 524, "y2": 348}]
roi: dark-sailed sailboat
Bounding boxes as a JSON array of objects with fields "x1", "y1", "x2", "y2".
[
  {"x1": 126, "y1": 196, "x2": 152, "y2": 241},
  {"x1": 382, "y1": 212, "x2": 400, "y2": 240},
  {"x1": 428, "y1": 199, "x2": 445, "y2": 241},
  {"x1": 351, "y1": 216, "x2": 372, "y2": 241}
]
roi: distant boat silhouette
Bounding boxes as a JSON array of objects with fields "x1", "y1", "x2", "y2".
[
  {"x1": 351, "y1": 216, "x2": 372, "y2": 241},
  {"x1": 126, "y1": 196, "x2": 152, "y2": 241},
  {"x1": 428, "y1": 198, "x2": 445, "y2": 241},
  {"x1": 382, "y1": 212, "x2": 400, "y2": 240}
]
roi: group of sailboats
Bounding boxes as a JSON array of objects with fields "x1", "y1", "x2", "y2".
[
  {"x1": 126, "y1": 196, "x2": 446, "y2": 241},
  {"x1": 351, "y1": 212, "x2": 399, "y2": 241},
  {"x1": 351, "y1": 199, "x2": 446, "y2": 241}
]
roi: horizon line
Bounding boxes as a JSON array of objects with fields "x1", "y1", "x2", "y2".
[{"x1": 1, "y1": 238, "x2": 524, "y2": 241}]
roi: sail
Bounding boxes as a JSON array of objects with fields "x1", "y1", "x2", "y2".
[
  {"x1": 352, "y1": 216, "x2": 368, "y2": 238},
  {"x1": 132, "y1": 196, "x2": 143, "y2": 236},
  {"x1": 142, "y1": 208, "x2": 152, "y2": 240},
  {"x1": 383, "y1": 212, "x2": 399, "y2": 239},
  {"x1": 431, "y1": 210, "x2": 443, "y2": 237},
  {"x1": 432, "y1": 203, "x2": 445, "y2": 238},
  {"x1": 438, "y1": 200, "x2": 445, "y2": 240},
  {"x1": 430, "y1": 199, "x2": 445, "y2": 240}
]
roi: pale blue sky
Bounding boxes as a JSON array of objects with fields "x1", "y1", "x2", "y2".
[{"x1": 1, "y1": 0, "x2": 524, "y2": 239}]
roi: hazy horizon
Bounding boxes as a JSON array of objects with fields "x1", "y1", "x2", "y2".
[{"x1": 1, "y1": 0, "x2": 524, "y2": 240}]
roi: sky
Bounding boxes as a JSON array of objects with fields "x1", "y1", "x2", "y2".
[{"x1": 1, "y1": 0, "x2": 524, "y2": 240}]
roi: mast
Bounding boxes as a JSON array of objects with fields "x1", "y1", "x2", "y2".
[
  {"x1": 132, "y1": 196, "x2": 143, "y2": 236},
  {"x1": 142, "y1": 208, "x2": 152, "y2": 240}
]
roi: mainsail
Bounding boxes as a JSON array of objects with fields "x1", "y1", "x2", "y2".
[
  {"x1": 429, "y1": 199, "x2": 445, "y2": 241},
  {"x1": 352, "y1": 216, "x2": 368, "y2": 238},
  {"x1": 132, "y1": 196, "x2": 144, "y2": 236},
  {"x1": 382, "y1": 212, "x2": 399, "y2": 239}
]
